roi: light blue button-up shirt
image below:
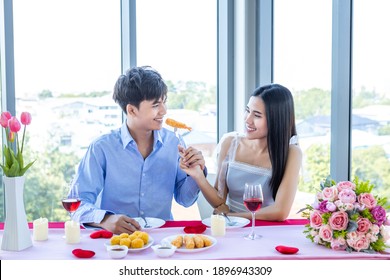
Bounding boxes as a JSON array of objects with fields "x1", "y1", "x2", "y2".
[{"x1": 72, "y1": 122, "x2": 200, "y2": 224}]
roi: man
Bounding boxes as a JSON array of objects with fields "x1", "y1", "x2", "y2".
[{"x1": 72, "y1": 66, "x2": 206, "y2": 234}]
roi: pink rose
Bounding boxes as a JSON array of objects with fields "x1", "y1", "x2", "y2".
[
  {"x1": 319, "y1": 225, "x2": 333, "y2": 242},
  {"x1": 326, "y1": 202, "x2": 336, "y2": 212},
  {"x1": 310, "y1": 210, "x2": 323, "y2": 229},
  {"x1": 354, "y1": 202, "x2": 365, "y2": 211},
  {"x1": 357, "y1": 217, "x2": 372, "y2": 234},
  {"x1": 328, "y1": 211, "x2": 349, "y2": 230},
  {"x1": 347, "y1": 233, "x2": 370, "y2": 252},
  {"x1": 381, "y1": 227, "x2": 390, "y2": 242},
  {"x1": 322, "y1": 187, "x2": 338, "y2": 202},
  {"x1": 338, "y1": 189, "x2": 356, "y2": 204},
  {"x1": 370, "y1": 224, "x2": 380, "y2": 235},
  {"x1": 358, "y1": 193, "x2": 377, "y2": 209},
  {"x1": 336, "y1": 181, "x2": 356, "y2": 192},
  {"x1": 331, "y1": 237, "x2": 347, "y2": 250}
]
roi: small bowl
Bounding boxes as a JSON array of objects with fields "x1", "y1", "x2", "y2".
[
  {"x1": 151, "y1": 244, "x2": 176, "y2": 258},
  {"x1": 107, "y1": 245, "x2": 128, "y2": 259}
]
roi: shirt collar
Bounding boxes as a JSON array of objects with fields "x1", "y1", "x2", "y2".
[{"x1": 120, "y1": 122, "x2": 164, "y2": 149}]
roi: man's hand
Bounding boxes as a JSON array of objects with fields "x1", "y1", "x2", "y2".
[{"x1": 98, "y1": 214, "x2": 141, "y2": 235}]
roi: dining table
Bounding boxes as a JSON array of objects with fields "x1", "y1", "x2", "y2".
[{"x1": 1, "y1": 219, "x2": 389, "y2": 260}]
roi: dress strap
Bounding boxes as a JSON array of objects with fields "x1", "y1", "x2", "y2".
[{"x1": 229, "y1": 132, "x2": 240, "y2": 161}]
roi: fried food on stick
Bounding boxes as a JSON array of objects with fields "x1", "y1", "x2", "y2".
[
  {"x1": 165, "y1": 118, "x2": 192, "y2": 131},
  {"x1": 200, "y1": 235, "x2": 212, "y2": 247},
  {"x1": 184, "y1": 235, "x2": 195, "y2": 249},
  {"x1": 193, "y1": 235, "x2": 204, "y2": 248},
  {"x1": 171, "y1": 235, "x2": 183, "y2": 248}
]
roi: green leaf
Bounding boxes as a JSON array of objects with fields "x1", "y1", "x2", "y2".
[
  {"x1": 3, "y1": 145, "x2": 13, "y2": 167},
  {"x1": 20, "y1": 160, "x2": 36, "y2": 176},
  {"x1": 17, "y1": 146, "x2": 24, "y2": 168},
  {"x1": 7, "y1": 160, "x2": 20, "y2": 177},
  {"x1": 346, "y1": 220, "x2": 358, "y2": 232}
]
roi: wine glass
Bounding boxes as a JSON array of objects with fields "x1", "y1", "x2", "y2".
[
  {"x1": 61, "y1": 182, "x2": 81, "y2": 220},
  {"x1": 243, "y1": 183, "x2": 263, "y2": 240}
]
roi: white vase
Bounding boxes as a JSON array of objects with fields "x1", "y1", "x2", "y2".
[{"x1": 1, "y1": 176, "x2": 33, "y2": 251}]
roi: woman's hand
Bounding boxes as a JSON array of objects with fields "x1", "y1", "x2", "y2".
[
  {"x1": 213, "y1": 203, "x2": 230, "y2": 214},
  {"x1": 178, "y1": 145, "x2": 205, "y2": 170}
]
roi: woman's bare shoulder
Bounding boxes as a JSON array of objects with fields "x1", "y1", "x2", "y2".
[
  {"x1": 220, "y1": 132, "x2": 239, "y2": 149},
  {"x1": 288, "y1": 143, "x2": 303, "y2": 162}
]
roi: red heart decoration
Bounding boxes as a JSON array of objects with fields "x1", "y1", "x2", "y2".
[
  {"x1": 183, "y1": 224, "x2": 207, "y2": 234},
  {"x1": 72, "y1": 248, "x2": 96, "y2": 258},
  {"x1": 90, "y1": 230, "x2": 113, "y2": 239},
  {"x1": 275, "y1": 245, "x2": 299, "y2": 254}
]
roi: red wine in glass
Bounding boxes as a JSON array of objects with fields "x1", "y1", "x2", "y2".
[
  {"x1": 62, "y1": 198, "x2": 81, "y2": 213},
  {"x1": 244, "y1": 198, "x2": 262, "y2": 212},
  {"x1": 62, "y1": 182, "x2": 80, "y2": 220},
  {"x1": 243, "y1": 183, "x2": 263, "y2": 240}
]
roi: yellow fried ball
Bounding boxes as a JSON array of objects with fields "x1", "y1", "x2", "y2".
[
  {"x1": 138, "y1": 232, "x2": 149, "y2": 244},
  {"x1": 119, "y1": 237, "x2": 131, "y2": 248},
  {"x1": 128, "y1": 233, "x2": 138, "y2": 241},
  {"x1": 131, "y1": 238, "x2": 144, "y2": 249},
  {"x1": 119, "y1": 233, "x2": 129, "y2": 239},
  {"x1": 110, "y1": 235, "x2": 121, "y2": 245}
]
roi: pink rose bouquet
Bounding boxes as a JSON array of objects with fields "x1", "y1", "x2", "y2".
[
  {"x1": 302, "y1": 176, "x2": 390, "y2": 253},
  {"x1": 1, "y1": 111, "x2": 35, "y2": 177}
]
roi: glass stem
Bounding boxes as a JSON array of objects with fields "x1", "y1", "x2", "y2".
[{"x1": 251, "y1": 212, "x2": 255, "y2": 237}]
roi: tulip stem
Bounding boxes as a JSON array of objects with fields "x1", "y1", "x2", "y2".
[{"x1": 21, "y1": 125, "x2": 26, "y2": 154}]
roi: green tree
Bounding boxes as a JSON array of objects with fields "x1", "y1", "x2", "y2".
[
  {"x1": 299, "y1": 143, "x2": 390, "y2": 199},
  {"x1": 22, "y1": 147, "x2": 80, "y2": 222},
  {"x1": 352, "y1": 146, "x2": 390, "y2": 198},
  {"x1": 299, "y1": 143, "x2": 330, "y2": 193},
  {"x1": 294, "y1": 88, "x2": 331, "y2": 120},
  {"x1": 38, "y1": 89, "x2": 53, "y2": 99}
]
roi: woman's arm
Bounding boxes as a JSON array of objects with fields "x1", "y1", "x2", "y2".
[{"x1": 180, "y1": 135, "x2": 235, "y2": 208}]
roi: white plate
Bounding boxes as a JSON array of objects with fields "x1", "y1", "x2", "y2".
[
  {"x1": 161, "y1": 234, "x2": 217, "y2": 253},
  {"x1": 105, "y1": 237, "x2": 154, "y2": 253},
  {"x1": 133, "y1": 217, "x2": 166, "y2": 229},
  {"x1": 202, "y1": 216, "x2": 250, "y2": 229}
]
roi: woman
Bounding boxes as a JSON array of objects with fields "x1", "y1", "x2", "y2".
[{"x1": 181, "y1": 83, "x2": 302, "y2": 221}]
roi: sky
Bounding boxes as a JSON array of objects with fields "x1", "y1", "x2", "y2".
[{"x1": 10, "y1": 0, "x2": 390, "y2": 96}]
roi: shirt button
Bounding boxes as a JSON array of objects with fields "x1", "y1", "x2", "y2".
[
  {"x1": 140, "y1": 211, "x2": 144, "y2": 215},
  {"x1": 143, "y1": 173, "x2": 146, "y2": 176},
  {"x1": 141, "y1": 193, "x2": 144, "y2": 197}
]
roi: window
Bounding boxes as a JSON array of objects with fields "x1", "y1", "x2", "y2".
[
  {"x1": 274, "y1": 0, "x2": 332, "y2": 216},
  {"x1": 351, "y1": 0, "x2": 390, "y2": 198},
  {"x1": 3, "y1": 0, "x2": 121, "y2": 222},
  {"x1": 136, "y1": 0, "x2": 217, "y2": 219}
]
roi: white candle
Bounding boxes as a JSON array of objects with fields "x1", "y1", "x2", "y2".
[
  {"x1": 210, "y1": 214, "x2": 226, "y2": 236},
  {"x1": 33, "y1": 217, "x2": 49, "y2": 241},
  {"x1": 65, "y1": 220, "x2": 80, "y2": 244}
]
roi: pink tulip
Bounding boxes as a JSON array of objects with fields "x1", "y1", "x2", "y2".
[
  {"x1": 20, "y1": 112, "x2": 32, "y2": 125},
  {"x1": 8, "y1": 117, "x2": 21, "y2": 132},
  {"x1": 0, "y1": 111, "x2": 12, "y2": 128}
]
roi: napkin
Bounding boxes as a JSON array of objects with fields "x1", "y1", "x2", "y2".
[
  {"x1": 89, "y1": 229, "x2": 113, "y2": 239},
  {"x1": 72, "y1": 248, "x2": 96, "y2": 258},
  {"x1": 275, "y1": 245, "x2": 299, "y2": 254},
  {"x1": 183, "y1": 224, "x2": 207, "y2": 234}
]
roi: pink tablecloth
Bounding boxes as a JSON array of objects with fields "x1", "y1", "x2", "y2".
[
  {"x1": 1, "y1": 220, "x2": 389, "y2": 260},
  {"x1": 0, "y1": 219, "x2": 309, "y2": 230}
]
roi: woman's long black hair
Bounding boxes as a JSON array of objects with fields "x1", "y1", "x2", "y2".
[{"x1": 251, "y1": 84, "x2": 297, "y2": 200}]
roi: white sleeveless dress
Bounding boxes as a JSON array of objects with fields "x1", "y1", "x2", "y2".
[{"x1": 218, "y1": 133, "x2": 298, "y2": 213}]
